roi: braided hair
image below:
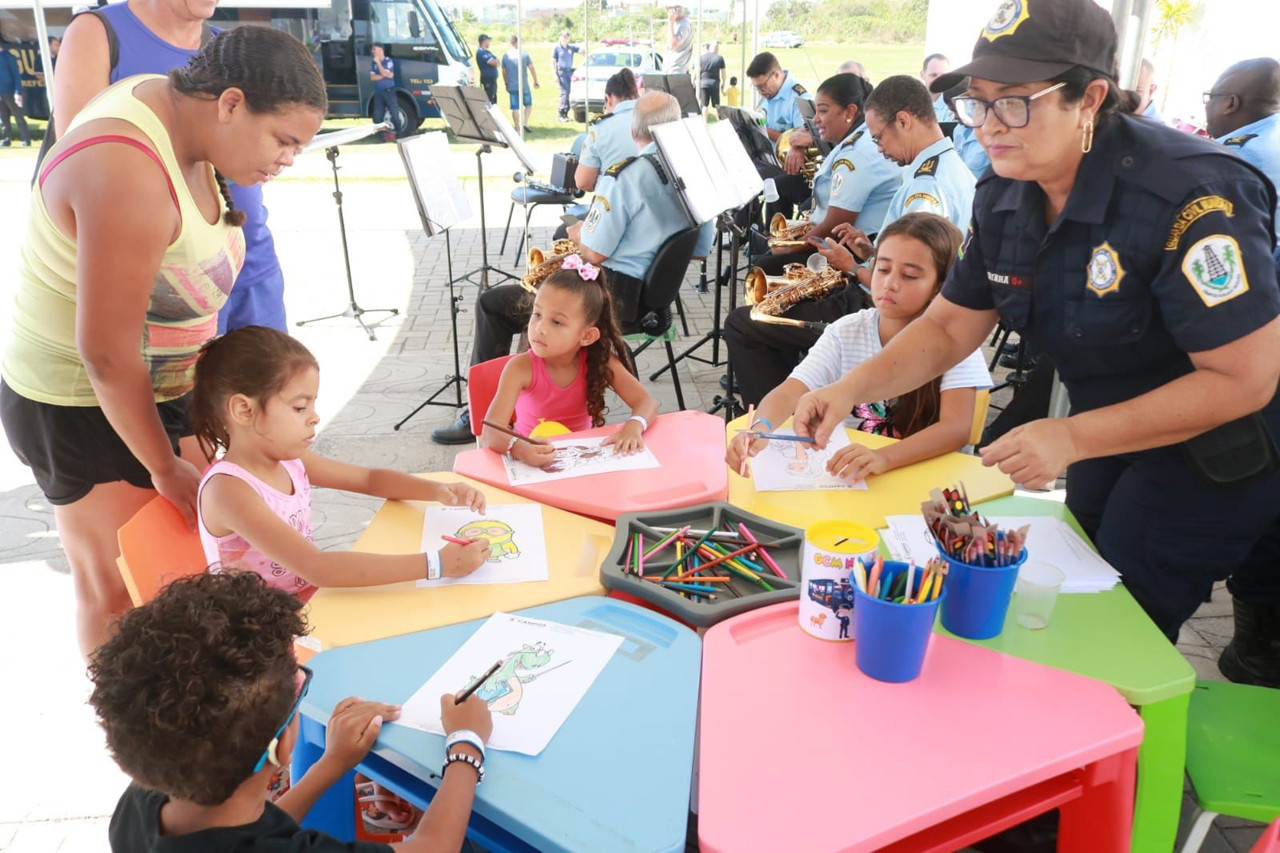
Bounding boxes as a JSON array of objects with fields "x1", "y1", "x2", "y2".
[{"x1": 169, "y1": 26, "x2": 328, "y2": 227}]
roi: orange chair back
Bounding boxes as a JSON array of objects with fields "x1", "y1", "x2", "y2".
[
  {"x1": 116, "y1": 496, "x2": 208, "y2": 606},
  {"x1": 467, "y1": 355, "x2": 516, "y2": 437}
]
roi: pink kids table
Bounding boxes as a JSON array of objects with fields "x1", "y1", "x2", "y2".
[
  {"x1": 453, "y1": 410, "x2": 728, "y2": 522},
  {"x1": 699, "y1": 602, "x2": 1144, "y2": 852}
]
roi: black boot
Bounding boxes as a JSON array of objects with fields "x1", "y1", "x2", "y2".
[
  {"x1": 430, "y1": 409, "x2": 473, "y2": 445},
  {"x1": 1218, "y1": 598, "x2": 1280, "y2": 687}
]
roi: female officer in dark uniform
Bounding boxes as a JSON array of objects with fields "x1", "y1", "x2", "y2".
[{"x1": 791, "y1": 0, "x2": 1280, "y2": 653}]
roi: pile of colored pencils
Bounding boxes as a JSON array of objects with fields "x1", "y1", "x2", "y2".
[
  {"x1": 922, "y1": 483, "x2": 1028, "y2": 567},
  {"x1": 618, "y1": 520, "x2": 789, "y2": 603},
  {"x1": 853, "y1": 556, "x2": 948, "y2": 604}
]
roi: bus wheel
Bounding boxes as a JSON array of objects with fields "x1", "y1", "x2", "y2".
[{"x1": 396, "y1": 94, "x2": 421, "y2": 135}]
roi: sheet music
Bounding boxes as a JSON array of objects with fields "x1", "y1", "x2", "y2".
[
  {"x1": 398, "y1": 132, "x2": 472, "y2": 234},
  {"x1": 709, "y1": 121, "x2": 765, "y2": 209}
]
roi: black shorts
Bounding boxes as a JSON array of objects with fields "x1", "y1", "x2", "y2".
[{"x1": 0, "y1": 380, "x2": 194, "y2": 506}]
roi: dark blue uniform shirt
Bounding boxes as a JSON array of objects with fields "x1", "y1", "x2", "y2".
[{"x1": 942, "y1": 114, "x2": 1280, "y2": 425}]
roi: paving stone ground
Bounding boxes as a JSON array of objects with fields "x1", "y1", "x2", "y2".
[{"x1": 0, "y1": 144, "x2": 1264, "y2": 852}]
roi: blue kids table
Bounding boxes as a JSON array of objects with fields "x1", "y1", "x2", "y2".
[{"x1": 293, "y1": 596, "x2": 701, "y2": 852}]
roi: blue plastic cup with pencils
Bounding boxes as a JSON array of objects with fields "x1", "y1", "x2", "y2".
[
  {"x1": 935, "y1": 543, "x2": 1026, "y2": 640},
  {"x1": 852, "y1": 560, "x2": 943, "y2": 683}
]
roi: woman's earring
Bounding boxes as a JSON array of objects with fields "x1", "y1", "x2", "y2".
[{"x1": 1081, "y1": 118, "x2": 1095, "y2": 154}]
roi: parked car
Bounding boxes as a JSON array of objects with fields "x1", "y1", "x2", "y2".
[
  {"x1": 568, "y1": 42, "x2": 663, "y2": 123},
  {"x1": 762, "y1": 30, "x2": 804, "y2": 49}
]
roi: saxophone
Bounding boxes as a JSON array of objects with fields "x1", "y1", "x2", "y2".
[
  {"x1": 520, "y1": 240, "x2": 580, "y2": 293},
  {"x1": 749, "y1": 265, "x2": 848, "y2": 328},
  {"x1": 767, "y1": 212, "x2": 811, "y2": 248},
  {"x1": 744, "y1": 261, "x2": 814, "y2": 305}
]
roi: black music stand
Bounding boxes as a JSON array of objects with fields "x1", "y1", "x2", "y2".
[
  {"x1": 796, "y1": 99, "x2": 833, "y2": 156},
  {"x1": 393, "y1": 132, "x2": 473, "y2": 430},
  {"x1": 433, "y1": 85, "x2": 525, "y2": 289},
  {"x1": 643, "y1": 73, "x2": 702, "y2": 116},
  {"x1": 295, "y1": 121, "x2": 399, "y2": 340}
]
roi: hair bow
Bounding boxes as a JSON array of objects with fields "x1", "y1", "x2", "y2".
[{"x1": 561, "y1": 254, "x2": 600, "y2": 281}]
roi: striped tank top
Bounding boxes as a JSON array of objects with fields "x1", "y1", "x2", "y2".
[{"x1": 3, "y1": 75, "x2": 245, "y2": 406}]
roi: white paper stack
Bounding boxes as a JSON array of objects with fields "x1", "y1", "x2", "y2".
[{"x1": 880, "y1": 515, "x2": 1121, "y2": 594}]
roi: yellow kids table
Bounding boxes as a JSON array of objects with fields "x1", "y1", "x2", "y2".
[
  {"x1": 301, "y1": 473, "x2": 612, "y2": 651},
  {"x1": 724, "y1": 414, "x2": 1015, "y2": 530}
]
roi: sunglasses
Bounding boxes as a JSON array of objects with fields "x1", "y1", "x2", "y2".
[{"x1": 253, "y1": 664, "x2": 314, "y2": 773}]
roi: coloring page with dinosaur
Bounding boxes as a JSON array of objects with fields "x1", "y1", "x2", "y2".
[
  {"x1": 397, "y1": 612, "x2": 624, "y2": 755},
  {"x1": 750, "y1": 427, "x2": 868, "y2": 492},
  {"x1": 417, "y1": 504, "x2": 549, "y2": 586},
  {"x1": 501, "y1": 435, "x2": 660, "y2": 486}
]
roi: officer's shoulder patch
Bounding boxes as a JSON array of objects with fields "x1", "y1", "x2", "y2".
[
  {"x1": 604, "y1": 156, "x2": 638, "y2": 177},
  {"x1": 641, "y1": 153, "x2": 670, "y2": 185},
  {"x1": 915, "y1": 155, "x2": 940, "y2": 177},
  {"x1": 849, "y1": 130, "x2": 864, "y2": 146},
  {"x1": 792, "y1": 83, "x2": 807, "y2": 95},
  {"x1": 1164, "y1": 195, "x2": 1235, "y2": 251},
  {"x1": 583, "y1": 204, "x2": 604, "y2": 233},
  {"x1": 1223, "y1": 133, "x2": 1258, "y2": 147},
  {"x1": 831, "y1": 158, "x2": 856, "y2": 173},
  {"x1": 905, "y1": 192, "x2": 941, "y2": 210},
  {"x1": 1086, "y1": 241, "x2": 1125, "y2": 297},
  {"x1": 590, "y1": 112, "x2": 614, "y2": 126},
  {"x1": 1182, "y1": 234, "x2": 1250, "y2": 307}
]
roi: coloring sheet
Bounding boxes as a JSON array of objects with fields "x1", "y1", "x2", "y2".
[
  {"x1": 397, "y1": 611, "x2": 624, "y2": 755},
  {"x1": 750, "y1": 428, "x2": 868, "y2": 491},
  {"x1": 417, "y1": 504, "x2": 549, "y2": 587},
  {"x1": 502, "y1": 435, "x2": 660, "y2": 486}
]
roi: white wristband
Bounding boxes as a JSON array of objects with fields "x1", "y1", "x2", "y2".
[
  {"x1": 506, "y1": 434, "x2": 519, "y2": 455},
  {"x1": 628, "y1": 414, "x2": 649, "y2": 433},
  {"x1": 425, "y1": 550, "x2": 442, "y2": 581},
  {"x1": 445, "y1": 728, "x2": 486, "y2": 761}
]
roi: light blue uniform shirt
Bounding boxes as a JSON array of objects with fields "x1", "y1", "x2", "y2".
[
  {"x1": 761, "y1": 71, "x2": 811, "y2": 134},
  {"x1": 580, "y1": 142, "x2": 716, "y2": 280},
  {"x1": 951, "y1": 123, "x2": 990, "y2": 178},
  {"x1": 1218, "y1": 113, "x2": 1280, "y2": 238},
  {"x1": 1141, "y1": 99, "x2": 1166, "y2": 125},
  {"x1": 580, "y1": 99, "x2": 639, "y2": 172},
  {"x1": 881, "y1": 136, "x2": 977, "y2": 233},
  {"x1": 809, "y1": 127, "x2": 901, "y2": 233},
  {"x1": 932, "y1": 96, "x2": 953, "y2": 124}
]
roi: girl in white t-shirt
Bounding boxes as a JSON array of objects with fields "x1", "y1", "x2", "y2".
[{"x1": 728, "y1": 212, "x2": 991, "y2": 481}]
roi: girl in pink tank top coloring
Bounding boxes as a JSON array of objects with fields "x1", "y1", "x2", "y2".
[
  {"x1": 193, "y1": 327, "x2": 489, "y2": 597},
  {"x1": 480, "y1": 258, "x2": 658, "y2": 467}
]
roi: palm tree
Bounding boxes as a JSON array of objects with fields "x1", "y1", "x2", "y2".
[{"x1": 1151, "y1": 0, "x2": 1202, "y2": 114}]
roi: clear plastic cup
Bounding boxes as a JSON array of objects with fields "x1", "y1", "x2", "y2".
[
  {"x1": 1013, "y1": 561, "x2": 1066, "y2": 630},
  {"x1": 806, "y1": 252, "x2": 828, "y2": 272},
  {"x1": 763, "y1": 178, "x2": 780, "y2": 203}
]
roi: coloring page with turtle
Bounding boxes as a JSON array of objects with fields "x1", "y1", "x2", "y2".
[
  {"x1": 418, "y1": 504, "x2": 549, "y2": 586},
  {"x1": 501, "y1": 435, "x2": 660, "y2": 486},
  {"x1": 397, "y1": 611, "x2": 624, "y2": 755}
]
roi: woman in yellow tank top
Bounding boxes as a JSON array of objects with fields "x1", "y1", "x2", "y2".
[{"x1": 0, "y1": 26, "x2": 326, "y2": 655}]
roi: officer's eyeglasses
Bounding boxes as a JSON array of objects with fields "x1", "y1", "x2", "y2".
[
  {"x1": 252, "y1": 665, "x2": 313, "y2": 773},
  {"x1": 752, "y1": 70, "x2": 780, "y2": 94},
  {"x1": 952, "y1": 81, "x2": 1068, "y2": 129},
  {"x1": 1202, "y1": 91, "x2": 1236, "y2": 105}
]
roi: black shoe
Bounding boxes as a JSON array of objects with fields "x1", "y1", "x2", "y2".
[
  {"x1": 430, "y1": 410, "x2": 474, "y2": 445},
  {"x1": 1, "y1": 140, "x2": 9, "y2": 147},
  {"x1": 1218, "y1": 599, "x2": 1280, "y2": 687},
  {"x1": 999, "y1": 353, "x2": 1024, "y2": 369},
  {"x1": 718, "y1": 374, "x2": 740, "y2": 393},
  {"x1": 1000, "y1": 340, "x2": 1019, "y2": 355}
]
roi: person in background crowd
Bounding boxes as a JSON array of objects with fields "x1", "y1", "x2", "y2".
[
  {"x1": 921, "y1": 53, "x2": 952, "y2": 123},
  {"x1": 1135, "y1": 57, "x2": 1164, "y2": 123},
  {"x1": 502, "y1": 35, "x2": 537, "y2": 131},
  {"x1": 475, "y1": 34, "x2": 499, "y2": 104},
  {"x1": 369, "y1": 44, "x2": 400, "y2": 141},
  {"x1": 552, "y1": 31, "x2": 578, "y2": 122},
  {"x1": 699, "y1": 40, "x2": 726, "y2": 110},
  {"x1": 839, "y1": 59, "x2": 868, "y2": 82},
  {"x1": 943, "y1": 76, "x2": 991, "y2": 176},
  {"x1": 665, "y1": 4, "x2": 694, "y2": 76},
  {"x1": 0, "y1": 41, "x2": 30, "y2": 147},
  {"x1": 725, "y1": 74, "x2": 741, "y2": 107},
  {"x1": 1205, "y1": 57, "x2": 1280, "y2": 238}
]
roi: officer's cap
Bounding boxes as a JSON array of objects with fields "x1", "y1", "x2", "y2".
[{"x1": 930, "y1": 0, "x2": 1117, "y2": 93}]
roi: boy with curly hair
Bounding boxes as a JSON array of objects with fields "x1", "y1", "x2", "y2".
[{"x1": 89, "y1": 571, "x2": 492, "y2": 851}]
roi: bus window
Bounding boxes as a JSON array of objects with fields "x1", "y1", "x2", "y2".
[
  {"x1": 369, "y1": 0, "x2": 445, "y2": 65},
  {"x1": 421, "y1": 0, "x2": 469, "y2": 65}
]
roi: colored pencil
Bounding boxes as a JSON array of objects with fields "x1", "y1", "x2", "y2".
[
  {"x1": 738, "y1": 523, "x2": 787, "y2": 578},
  {"x1": 481, "y1": 419, "x2": 540, "y2": 445},
  {"x1": 733, "y1": 430, "x2": 817, "y2": 444},
  {"x1": 455, "y1": 658, "x2": 505, "y2": 704},
  {"x1": 741, "y1": 404, "x2": 755, "y2": 477},
  {"x1": 643, "y1": 525, "x2": 688, "y2": 559},
  {"x1": 442, "y1": 535, "x2": 477, "y2": 546}
]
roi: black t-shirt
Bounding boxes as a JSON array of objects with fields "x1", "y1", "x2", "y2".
[
  {"x1": 110, "y1": 784, "x2": 395, "y2": 853},
  {"x1": 699, "y1": 52, "x2": 725, "y2": 83}
]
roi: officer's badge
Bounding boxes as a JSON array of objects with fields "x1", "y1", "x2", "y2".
[
  {"x1": 832, "y1": 173, "x2": 845, "y2": 196},
  {"x1": 983, "y1": 0, "x2": 1031, "y2": 41},
  {"x1": 1086, "y1": 242, "x2": 1124, "y2": 297},
  {"x1": 584, "y1": 205, "x2": 603, "y2": 233},
  {"x1": 1182, "y1": 235, "x2": 1250, "y2": 307}
]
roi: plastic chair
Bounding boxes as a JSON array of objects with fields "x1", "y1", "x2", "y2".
[
  {"x1": 624, "y1": 227, "x2": 702, "y2": 412},
  {"x1": 1180, "y1": 680, "x2": 1280, "y2": 853},
  {"x1": 1253, "y1": 818, "x2": 1280, "y2": 852},
  {"x1": 969, "y1": 388, "x2": 991, "y2": 447},
  {"x1": 116, "y1": 496, "x2": 208, "y2": 606},
  {"x1": 499, "y1": 133, "x2": 588, "y2": 263},
  {"x1": 466, "y1": 354, "x2": 516, "y2": 438}
]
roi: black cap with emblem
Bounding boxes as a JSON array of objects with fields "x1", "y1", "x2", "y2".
[{"x1": 930, "y1": 0, "x2": 1117, "y2": 94}]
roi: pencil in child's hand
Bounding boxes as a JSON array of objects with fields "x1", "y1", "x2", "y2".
[
  {"x1": 455, "y1": 658, "x2": 505, "y2": 704},
  {"x1": 481, "y1": 419, "x2": 540, "y2": 445},
  {"x1": 442, "y1": 535, "x2": 477, "y2": 546}
]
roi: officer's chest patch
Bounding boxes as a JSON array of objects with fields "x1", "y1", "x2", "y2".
[
  {"x1": 831, "y1": 173, "x2": 845, "y2": 195},
  {"x1": 1182, "y1": 235, "x2": 1250, "y2": 306},
  {"x1": 584, "y1": 205, "x2": 603, "y2": 233},
  {"x1": 1086, "y1": 242, "x2": 1124, "y2": 297}
]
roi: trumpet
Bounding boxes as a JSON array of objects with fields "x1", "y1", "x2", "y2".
[
  {"x1": 521, "y1": 239, "x2": 579, "y2": 293},
  {"x1": 768, "y1": 212, "x2": 811, "y2": 247},
  {"x1": 744, "y1": 262, "x2": 813, "y2": 305}
]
